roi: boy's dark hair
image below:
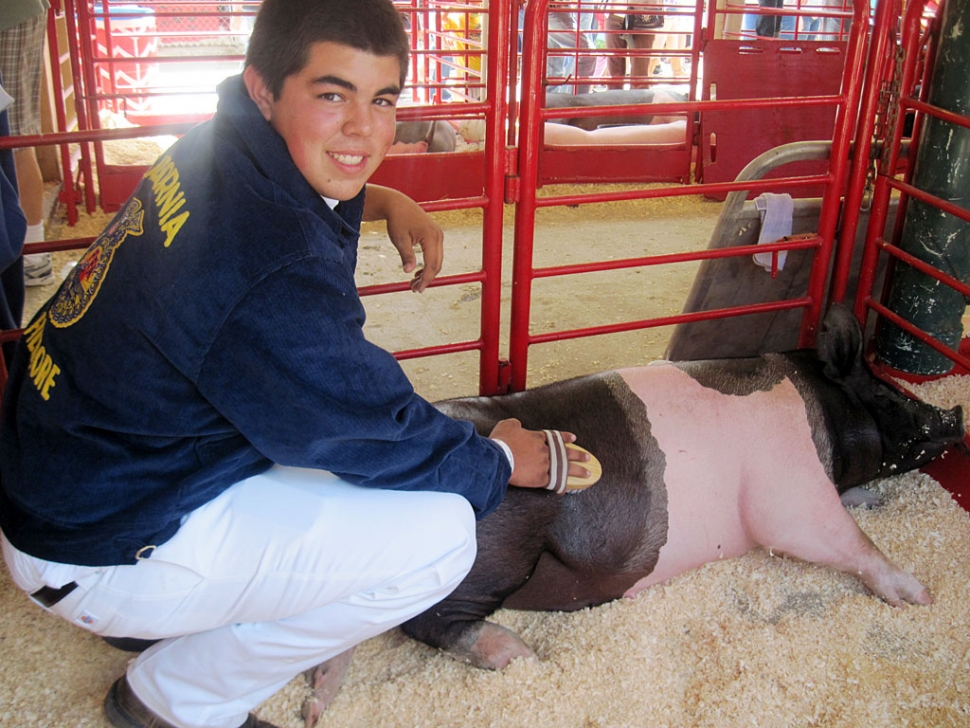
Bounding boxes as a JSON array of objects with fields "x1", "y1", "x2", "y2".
[{"x1": 246, "y1": 0, "x2": 410, "y2": 97}]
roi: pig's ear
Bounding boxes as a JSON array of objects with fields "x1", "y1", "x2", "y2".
[{"x1": 816, "y1": 304, "x2": 864, "y2": 381}]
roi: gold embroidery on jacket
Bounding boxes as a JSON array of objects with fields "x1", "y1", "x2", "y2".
[{"x1": 49, "y1": 197, "x2": 145, "y2": 328}]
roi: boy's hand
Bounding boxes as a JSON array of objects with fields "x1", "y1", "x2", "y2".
[
  {"x1": 386, "y1": 203, "x2": 443, "y2": 292},
  {"x1": 489, "y1": 419, "x2": 590, "y2": 489},
  {"x1": 364, "y1": 184, "x2": 443, "y2": 292}
]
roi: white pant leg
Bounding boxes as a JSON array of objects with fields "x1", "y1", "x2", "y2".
[{"x1": 29, "y1": 466, "x2": 477, "y2": 728}]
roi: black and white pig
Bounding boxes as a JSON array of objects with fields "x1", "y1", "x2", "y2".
[
  {"x1": 301, "y1": 305, "x2": 964, "y2": 724},
  {"x1": 400, "y1": 304, "x2": 964, "y2": 671}
]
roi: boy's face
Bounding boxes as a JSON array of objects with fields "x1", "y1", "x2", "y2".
[{"x1": 246, "y1": 41, "x2": 402, "y2": 201}]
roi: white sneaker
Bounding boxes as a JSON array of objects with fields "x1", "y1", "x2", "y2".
[{"x1": 23, "y1": 252, "x2": 55, "y2": 287}]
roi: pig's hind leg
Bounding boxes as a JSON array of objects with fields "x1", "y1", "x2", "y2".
[
  {"x1": 401, "y1": 607, "x2": 535, "y2": 670},
  {"x1": 401, "y1": 503, "x2": 549, "y2": 670},
  {"x1": 740, "y1": 472, "x2": 932, "y2": 607}
]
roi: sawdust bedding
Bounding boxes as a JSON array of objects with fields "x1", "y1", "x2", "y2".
[{"x1": 0, "y1": 376, "x2": 968, "y2": 727}]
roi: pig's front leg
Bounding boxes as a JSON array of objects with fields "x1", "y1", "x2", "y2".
[
  {"x1": 407, "y1": 616, "x2": 536, "y2": 670},
  {"x1": 401, "y1": 558, "x2": 540, "y2": 670},
  {"x1": 741, "y1": 472, "x2": 932, "y2": 606}
]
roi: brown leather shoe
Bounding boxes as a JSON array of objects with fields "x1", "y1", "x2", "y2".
[
  {"x1": 104, "y1": 674, "x2": 280, "y2": 728},
  {"x1": 104, "y1": 676, "x2": 179, "y2": 728}
]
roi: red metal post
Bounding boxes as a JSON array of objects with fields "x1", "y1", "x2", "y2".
[
  {"x1": 45, "y1": 7, "x2": 82, "y2": 225},
  {"x1": 478, "y1": 0, "x2": 514, "y2": 395},
  {"x1": 70, "y1": 0, "x2": 101, "y2": 213},
  {"x1": 829, "y1": 0, "x2": 901, "y2": 307},
  {"x1": 853, "y1": 0, "x2": 935, "y2": 324},
  {"x1": 508, "y1": 0, "x2": 549, "y2": 391},
  {"x1": 796, "y1": 0, "x2": 872, "y2": 347}
]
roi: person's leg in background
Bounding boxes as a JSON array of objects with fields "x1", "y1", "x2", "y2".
[
  {"x1": 627, "y1": 30, "x2": 657, "y2": 88},
  {"x1": 1, "y1": 70, "x2": 27, "y2": 359},
  {"x1": 604, "y1": 13, "x2": 629, "y2": 85},
  {"x1": 0, "y1": 11, "x2": 53, "y2": 287},
  {"x1": 574, "y1": 13, "x2": 596, "y2": 94},
  {"x1": 12, "y1": 147, "x2": 46, "y2": 285},
  {"x1": 756, "y1": 0, "x2": 783, "y2": 38},
  {"x1": 546, "y1": 10, "x2": 589, "y2": 95}
]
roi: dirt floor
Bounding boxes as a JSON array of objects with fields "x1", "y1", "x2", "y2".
[{"x1": 6, "y1": 172, "x2": 970, "y2": 728}]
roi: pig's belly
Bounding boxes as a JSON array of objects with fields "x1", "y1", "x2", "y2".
[{"x1": 617, "y1": 364, "x2": 787, "y2": 597}]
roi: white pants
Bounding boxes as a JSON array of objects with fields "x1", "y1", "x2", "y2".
[{"x1": 2, "y1": 466, "x2": 477, "y2": 728}]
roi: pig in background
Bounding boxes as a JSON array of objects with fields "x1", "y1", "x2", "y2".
[
  {"x1": 300, "y1": 304, "x2": 963, "y2": 724},
  {"x1": 391, "y1": 120, "x2": 457, "y2": 153}
]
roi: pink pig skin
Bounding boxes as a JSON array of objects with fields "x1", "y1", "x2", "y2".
[{"x1": 618, "y1": 363, "x2": 929, "y2": 606}]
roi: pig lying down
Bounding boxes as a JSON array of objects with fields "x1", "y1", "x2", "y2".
[{"x1": 302, "y1": 305, "x2": 963, "y2": 723}]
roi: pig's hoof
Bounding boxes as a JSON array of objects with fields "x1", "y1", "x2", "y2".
[
  {"x1": 840, "y1": 486, "x2": 882, "y2": 509},
  {"x1": 301, "y1": 649, "x2": 355, "y2": 728},
  {"x1": 893, "y1": 582, "x2": 934, "y2": 607},
  {"x1": 869, "y1": 570, "x2": 933, "y2": 607},
  {"x1": 453, "y1": 621, "x2": 536, "y2": 670}
]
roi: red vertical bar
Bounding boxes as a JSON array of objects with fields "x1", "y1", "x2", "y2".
[
  {"x1": 63, "y1": 0, "x2": 97, "y2": 214},
  {"x1": 45, "y1": 7, "x2": 80, "y2": 225},
  {"x1": 78, "y1": 0, "x2": 110, "y2": 210},
  {"x1": 479, "y1": 0, "x2": 513, "y2": 395},
  {"x1": 830, "y1": 0, "x2": 901, "y2": 306},
  {"x1": 796, "y1": 0, "x2": 871, "y2": 348},
  {"x1": 508, "y1": 0, "x2": 549, "y2": 391},
  {"x1": 854, "y1": 0, "x2": 934, "y2": 323}
]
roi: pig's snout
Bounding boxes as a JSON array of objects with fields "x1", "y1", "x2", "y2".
[
  {"x1": 931, "y1": 405, "x2": 966, "y2": 453},
  {"x1": 943, "y1": 405, "x2": 964, "y2": 437},
  {"x1": 922, "y1": 405, "x2": 964, "y2": 446}
]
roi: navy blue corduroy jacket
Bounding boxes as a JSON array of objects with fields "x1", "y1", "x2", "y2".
[{"x1": 0, "y1": 75, "x2": 509, "y2": 566}]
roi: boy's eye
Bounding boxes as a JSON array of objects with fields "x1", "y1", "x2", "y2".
[{"x1": 374, "y1": 97, "x2": 397, "y2": 108}]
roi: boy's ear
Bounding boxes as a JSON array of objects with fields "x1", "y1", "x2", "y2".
[{"x1": 243, "y1": 65, "x2": 274, "y2": 121}]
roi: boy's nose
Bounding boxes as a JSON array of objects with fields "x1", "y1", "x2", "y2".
[{"x1": 343, "y1": 103, "x2": 374, "y2": 136}]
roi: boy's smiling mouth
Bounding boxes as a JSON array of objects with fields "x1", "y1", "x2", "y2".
[{"x1": 330, "y1": 152, "x2": 365, "y2": 165}]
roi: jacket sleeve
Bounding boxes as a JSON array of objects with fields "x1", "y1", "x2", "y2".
[{"x1": 196, "y1": 255, "x2": 510, "y2": 518}]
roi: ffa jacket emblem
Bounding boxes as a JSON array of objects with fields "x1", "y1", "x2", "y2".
[{"x1": 49, "y1": 197, "x2": 145, "y2": 328}]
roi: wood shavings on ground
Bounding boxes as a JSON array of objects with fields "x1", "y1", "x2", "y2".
[
  {"x1": 5, "y1": 382, "x2": 965, "y2": 728},
  {"x1": 248, "y1": 466, "x2": 970, "y2": 728}
]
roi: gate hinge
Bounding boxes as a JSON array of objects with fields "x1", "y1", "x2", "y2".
[
  {"x1": 496, "y1": 359, "x2": 513, "y2": 394},
  {"x1": 504, "y1": 175, "x2": 520, "y2": 204},
  {"x1": 503, "y1": 145, "x2": 519, "y2": 203}
]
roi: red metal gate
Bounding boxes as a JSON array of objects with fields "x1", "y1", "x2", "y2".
[
  {"x1": 506, "y1": 0, "x2": 869, "y2": 391},
  {"x1": 4, "y1": 0, "x2": 967, "y2": 430},
  {"x1": 851, "y1": 0, "x2": 970, "y2": 375}
]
